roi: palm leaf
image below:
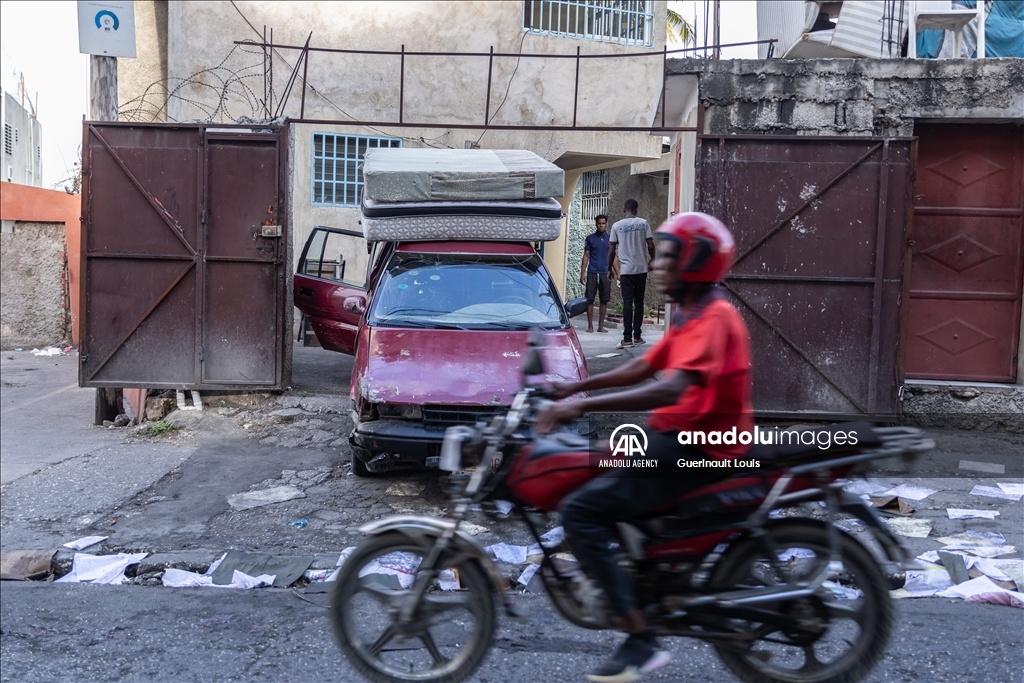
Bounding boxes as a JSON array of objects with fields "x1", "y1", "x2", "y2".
[{"x1": 667, "y1": 7, "x2": 695, "y2": 45}]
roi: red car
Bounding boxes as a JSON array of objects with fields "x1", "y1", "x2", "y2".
[{"x1": 294, "y1": 218, "x2": 589, "y2": 475}]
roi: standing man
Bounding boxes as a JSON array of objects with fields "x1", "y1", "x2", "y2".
[
  {"x1": 580, "y1": 214, "x2": 614, "y2": 333},
  {"x1": 608, "y1": 199, "x2": 655, "y2": 349}
]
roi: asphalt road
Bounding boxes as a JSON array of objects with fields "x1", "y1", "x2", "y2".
[{"x1": 1, "y1": 583, "x2": 1021, "y2": 683}]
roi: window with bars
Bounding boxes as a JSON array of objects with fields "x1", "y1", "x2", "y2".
[
  {"x1": 3, "y1": 124, "x2": 12, "y2": 156},
  {"x1": 523, "y1": 1, "x2": 654, "y2": 47},
  {"x1": 311, "y1": 133, "x2": 402, "y2": 207},
  {"x1": 580, "y1": 169, "x2": 609, "y2": 221}
]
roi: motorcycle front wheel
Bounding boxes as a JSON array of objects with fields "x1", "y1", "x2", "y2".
[
  {"x1": 330, "y1": 531, "x2": 496, "y2": 683},
  {"x1": 708, "y1": 519, "x2": 893, "y2": 683}
]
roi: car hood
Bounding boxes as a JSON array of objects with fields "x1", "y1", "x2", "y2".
[{"x1": 357, "y1": 327, "x2": 585, "y2": 405}]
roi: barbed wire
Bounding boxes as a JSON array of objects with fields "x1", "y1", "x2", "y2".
[{"x1": 118, "y1": 42, "x2": 272, "y2": 124}]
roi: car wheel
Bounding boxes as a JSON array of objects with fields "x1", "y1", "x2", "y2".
[{"x1": 351, "y1": 454, "x2": 373, "y2": 477}]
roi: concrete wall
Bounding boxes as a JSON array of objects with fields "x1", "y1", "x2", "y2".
[
  {"x1": 667, "y1": 58, "x2": 1024, "y2": 136},
  {"x1": 118, "y1": 1, "x2": 168, "y2": 122},
  {"x1": 2, "y1": 92, "x2": 43, "y2": 186},
  {"x1": 1, "y1": 221, "x2": 68, "y2": 349}
]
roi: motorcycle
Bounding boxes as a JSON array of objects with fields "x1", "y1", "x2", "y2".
[{"x1": 330, "y1": 333, "x2": 934, "y2": 683}]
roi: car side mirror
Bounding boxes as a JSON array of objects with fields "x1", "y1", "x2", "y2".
[
  {"x1": 564, "y1": 297, "x2": 588, "y2": 318},
  {"x1": 342, "y1": 295, "x2": 366, "y2": 314}
]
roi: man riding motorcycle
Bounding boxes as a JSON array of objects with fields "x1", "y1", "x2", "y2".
[{"x1": 536, "y1": 212, "x2": 753, "y2": 683}]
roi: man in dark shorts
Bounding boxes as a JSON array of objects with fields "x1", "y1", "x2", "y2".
[
  {"x1": 538, "y1": 212, "x2": 753, "y2": 683},
  {"x1": 580, "y1": 214, "x2": 614, "y2": 333}
]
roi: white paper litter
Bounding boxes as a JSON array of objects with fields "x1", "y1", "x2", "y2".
[
  {"x1": 336, "y1": 547, "x2": 357, "y2": 566},
  {"x1": 842, "y1": 480, "x2": 890, "y2": 496},
  {"x1": 970, "y1": 485, "x2": 1023, "y2": 502},
  {"x1": 32, "y1": 347, "x2": 63, "y2": 356},
  {"x1": 942, "y1": 545, "x2": 1017, "y2": 558},
  {"x1": 162, "y1": 568, "x2": 276, "y2": 589},
  {"x1": 882, "y1": 484, "x2": 937, "y2": 501},
  {"x1": 936, "y1": 531, "x2": 1001, "y2": 547},
  {"x1": 917, "y1": 551, "x2": 1013, "y2": 581},
  {"x1": 55, "y1": 552, "x2": 148, "y2": 585},
  {"x1": 885, "y1": 517, "x2": 932, "y2": 538},
  {"x1": 964, "y1": 530, "x2": 1006, "y2": 544},
  {"x1": 902, "y1": 567, "x2": 954, "y2": 597},
  {"x1": 778, "y1": 548, "x2": 817, "y2": 561},
  {"x1": 487, "y1": 543, "x2": 529, "y2": 565},
  {"x1": 227, "y1": 485, "x2": 305, "y2": 511},
  {"x1": 997, "y1": 482, "x2": 1024, "y2": 497},
  {"x1": 358, "y1": 551, "x2": 421, "y2": 589},
  {"x1": 459, "y1": 522, "x2": 489, "y2": 536},
  {"x1": 822, "y1": 580, "x2": 863, "y2": 600},
  {"x1": 917, "y1": 551, "x2": 941, "y2": 564},
  {"x1": 593, "y1": 353, "x2": 622, "y2": 359},
  {"x1": 436, "y1": 568, "x2": 461, "y2": 591},
  {"x1": 540, "y1": 526, "x2": 565, "y2": 547},
  {"x1": 495, "y1": 500, "x2": 515, "y2": 515},
  {"x1": 62, "y1": 536, "x2": 108, "y2": 550},
  {"x1": 936, "y1": 576, "x2": 1024, "y2": 607},
  {"x1": 517, "y1": 563, "x2": 540, "y2": 586},
  {"x1": 205, "y1": 553, "x2": 227, "y2": 576},
  {"x1": 947, "y1": 509, "x2": 1000, "y2": 520}
]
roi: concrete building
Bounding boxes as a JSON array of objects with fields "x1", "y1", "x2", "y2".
[
  {"x1": 2, "y1": 91, "x2": 43, "y2": 187},
  {"x1": 117, "y1": 1, "x2": 672, "y2": 298}
]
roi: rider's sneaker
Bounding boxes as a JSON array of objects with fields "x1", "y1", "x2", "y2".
[{"x1": 584, "y1": 631, "x2": 671, "y2": 683}]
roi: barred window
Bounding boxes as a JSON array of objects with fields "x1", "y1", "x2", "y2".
[
  {"x1": 3, "y1": 124, "x2": 12, "y2": 156},
  {"x1": 580, "y1": 169, "x2": 609, "y2": 221},
  {"x1": 523, "y1": 1, "x2": 654, "y2": 47},
  {"x1": 311, "y1": 133, "x2": 402, "y2": 207}
]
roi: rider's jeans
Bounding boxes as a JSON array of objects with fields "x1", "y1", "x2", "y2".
[{"x1": 559, "y1": 432, "x2": 720, "y2": 617}]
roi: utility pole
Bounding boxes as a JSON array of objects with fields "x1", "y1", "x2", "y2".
[
  {"x1": 89, "y1": 54, "x2": 122, "y2": 424},
  {"x1": 712, "y1": 0, "x2": 721, "y2": 59}
]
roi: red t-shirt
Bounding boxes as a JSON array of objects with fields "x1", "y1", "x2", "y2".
[{"x1": 643, "y1": 298, "x2": 753, "y2": 459}]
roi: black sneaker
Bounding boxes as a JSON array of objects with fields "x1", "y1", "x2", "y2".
[{"x1": 585, "y1": 632, "x2": 671, "y2": 683}]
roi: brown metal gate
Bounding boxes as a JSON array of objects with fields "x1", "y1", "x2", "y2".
[
  {"x1": 906, "y1": 123, "x2": 1023, "y2": 383},
  {"x1": 697, "y1": 136, "x2": 916, "y2": 417},
  {"x1": 79, "y1": 123, "x2": 290, "y2": 390}
]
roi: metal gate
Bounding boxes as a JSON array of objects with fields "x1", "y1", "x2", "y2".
[
  {"x1": 79, "y1": 123, "x2": 289, "y2": 390},
  {"x1": 697, "y1": 136, "x2": 916, "y2": 417}
]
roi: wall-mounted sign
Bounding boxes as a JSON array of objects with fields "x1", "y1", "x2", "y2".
[{"x1": 78, "y1": 1, "x2": 136, "y2": 58}]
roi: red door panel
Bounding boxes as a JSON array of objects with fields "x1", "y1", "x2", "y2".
[
  {"x1": 293, "y1": 227, "x2": 368, "y2": 355},
  {"x1": 907, "y1": 123, "x2": 1024, "y2": 382}
]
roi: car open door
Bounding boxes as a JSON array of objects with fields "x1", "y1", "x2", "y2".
[{"x1": 294, "y1": 227, "x2": 370, "y2": 354}]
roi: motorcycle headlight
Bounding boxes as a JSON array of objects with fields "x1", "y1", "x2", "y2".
[{"x1": 440, "y1": 426, "x2": 482, "y2": 472}]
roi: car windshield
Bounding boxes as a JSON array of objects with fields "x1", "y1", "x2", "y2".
[{"x1": 368, "y1": 251, "x2": 568, "y2": 329}]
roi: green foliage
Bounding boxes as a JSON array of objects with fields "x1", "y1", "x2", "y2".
[
  {"x1": 145, "y1": 420, "x2": 177, "y2": 436},
  {"x1": 667, "y1": 8, "x2": 695, "y2": 45}
]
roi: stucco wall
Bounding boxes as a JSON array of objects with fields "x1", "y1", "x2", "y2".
[
  {"x1": 118, "y1": 0, "x2": 168, "y2": 122},
  {"x1": 1, "y1": 221, "x2": 68, "y2": 349},
  {"x1": 667, "y1": 58, "x2": 1024, "y2": 136}
]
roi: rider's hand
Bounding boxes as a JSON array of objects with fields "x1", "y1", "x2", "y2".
[
  {"x1": 535, "y1": 400, "x2": 585, "y2": 435},
  {"x1": 549, "y1": 380, "x2": 580, "y2": 400},
  {"x1": 579, "y1": 275, "x2": 586, "y2": 286}
]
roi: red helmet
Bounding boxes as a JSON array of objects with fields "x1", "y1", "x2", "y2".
[{"x1": 656, "y1": 212, "x2": 735, "y2": 283}]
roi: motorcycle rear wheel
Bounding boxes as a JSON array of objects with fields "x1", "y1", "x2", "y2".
[
  {"x1": 330, "y1": 531, "x2": 496, "y2": 683},
  {"x1": 708, "y1": 519, "x2": 893, "y2": 683}
]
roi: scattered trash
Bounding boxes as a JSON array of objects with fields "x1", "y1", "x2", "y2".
[
  {"x1": 842, "y1": 479, "x2": 890, "y2": 496},
  {"x1": 208, "y1": 550, "x2": 313, "y2": 588},
  {"x1": 358, "y1": 551, "x2": 421, "y2": 589},
  {"x1": 227, "y1": 485, "x2": 305, "y2": 511},
  {"x1": 163, "y1": 568, "x2": 275, "y2": 589},
  {"x1": 936, "y1": 576, "x2": 1024, "y2": 608},
  {"x1": 336, "y1": 547, "x2": 357, "y2": 567},
  {"x1": 997, "y1": 482, "x2": 1024, "y2": 497},
  {"x1": 778, "y1": 548, "x2": 817, "y2": 561},
  {"x1": 884, "y1": 517, "x2": 932, "y2": 538},
  {"x1": 0, "y1": 549, "x2": 56, "y2": 581},
  {"x1": 62, "y1": 536, "x2": 108, "y2": 550},
  {"x1": 303, "y1": 568, "x2": 333, "y2": 582},
  {"x1": 540, "y1": 526, "x2": 565, "y2": 547},
  {"x1": 495, "y1": 500, "x2": 515, "y2": 515},
  {"x1": 823, "y1": 580, "x2": 863, "y2": 600},
  {"x1": 487, "y1": 543, "x2": 529, "y2": 564},
  {"x1": 287, "y1": 519, "x2": 309, "y2": 529},
  {"x1": 899, "y1": 566, "x2": 954, "y2": 597},
  {"x1": 15, "y1": 348, "x2": 23, "y2": 352},
  {"x1": 970, "y1": 485, "x2": 1023, "y2": 502},
  {"x1": 938, "y1": 551, "x2": 971, "y2": 584},
  {"x1": 56, "y1": 552, "x2": 148, "y2": 585},
  {"x1": 385, "y1": 481, "x2": 427, "y2": 497},
  {"x1": 437, "y1": 568, "x2": 460, "y2": 591},
  {"x1": 593, "y1": 353, "x2": 622, "y2": 359},
  {"x1": 869, "y1": 496, "x2": 915, "y2": 516},
  {"x1": 459, "y1": 522, "x2": 489, "y2": 536},
  {"x1": 958, "y1": 460, "x2": 1006, "y2": 474},
  {"x1": 881, "y1": 484, "x2": 936, "y2": 501},
  {"x1": 947, "y1": 509, "x2": 1000, "y2": 520},
  {"x1": 517, "y1": 563, "x2": 540, "y2": 586},
  {"x1": 32, "y1": 347, "x2": 64, "y2": 357}
]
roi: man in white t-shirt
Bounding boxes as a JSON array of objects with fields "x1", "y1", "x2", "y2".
[{"x1": 608, "y1": 199, "x2": 655, "y2": 349}]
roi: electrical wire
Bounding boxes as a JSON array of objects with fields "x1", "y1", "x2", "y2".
[{"x1": 473, "y1": 30, "x2": 529, "y2": 147}]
